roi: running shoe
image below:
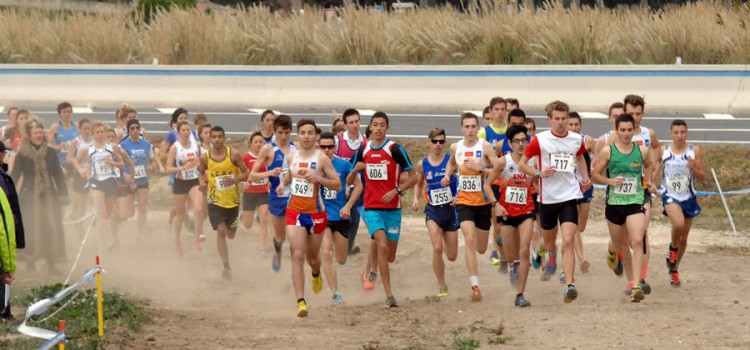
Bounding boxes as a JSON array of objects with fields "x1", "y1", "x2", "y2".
[
  {"x1": 498, "y1": 258, "x2": 508, "y2": 274},
  {"x1": 489, "y1": 251, "x2": 501, "y2": 265},
  {"x1": 272, "y1": 252, "x2": 282, "y2": 273},
  {"x1": 350, "y1": 245, "x2": 361, "y2": 255},
  {"x1": 614, "y1": 252, "x2": 624, "y2": 276},
  {"x1": 509, "y1": 261, "x2": 520, "y2": 287},
  {"x1": 331, "y1": 293, "x2": 346, "y2": 306},
  {"x1": 623, "y1": 282, "x2": 633, "y2": 296},
  {"x1": 607, "y1": 250, "x2": 618, "y2": 271},
  {"x1": 362, "y1": 271, "x2": 377, "y2": 290},
  {"x1": 563, "y1": 284, "x2": 578, "y2": 303},
  {"x1": 540, "y1": 260, "x2": 551, "y2": 281},
  {"x1": 531, "y1": 246, "x2": 542, "y2": 270},
  {"x1": 630, "y1": 283, "x2": 645, "y2": 303},
  {"x1": 471, "y1": 285, "x2": 482, "y2": 302},
  {"x1": 666, "y1": 245, "x2": 678, "y2": 272},
  {"x1": 437, "y1": 286, "x2": 449, "y2": 298},
  {"x1": 199, "y1": 234, "x2": 206, "y2": 243},
  {"x1": 515, "y1": 294, "x2": 531, "y2": 308},
  {"x1": 668, "y1": 270, "x2": 681, "y2": 287},
  {"x1": 639, "y1": 279, "x2": 651, "y2": 295},
  {"x1": 548, "y1": 251, "x2": 557, "y2": 274},
  {"x1": 385, "y1": 295, "x2": 398, "y2": 308},
  {"x1": 312, "y1": 273, "x2": 324, "y2": 295},
  {"x1": 297, "y1": 300, "x2": 308, "y2": 317},
  {"x1": 559, "y1": 272, "x2": 566, "y2": 284},
  {"x1": 222, "y1": 267, "x2": 232, "y2": 281}
]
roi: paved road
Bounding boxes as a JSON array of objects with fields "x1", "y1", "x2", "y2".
[{"x1": 3, "y1": 106, "x2": 749, "y2": 145}]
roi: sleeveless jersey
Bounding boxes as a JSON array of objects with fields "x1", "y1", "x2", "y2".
[
  {"x1": 336, "y1": 132, "x2": 366, "y2": 161},
  {"x1": 322, "y1": 156, "x2": 352, "y2": 221},
  {"x1": 575, "y1": 133, "x2": 592, "y2": 183},
  {"x1": 358, "y1": 140, "x2": 412, "y2": 210},
  {"x1": 88, "y1": 143, "x2": 116, "y2": 181},
  {"x1": 75, "y1": 136, "x2": 93, "y2": 169},
  {"x1": 288, "y1": 150, "x2": 324, "y2": 214},
  {"x1": 206, "y1": 147, "x2": 241, "y2": 208},
  {"x1": 55, "y1": 121, "x2": 79, "y2": 165},
  {"x1": 242, "y1": 151, "x2": 269, "y2": 194},
  {"x1": 482, "y1": 125, "x2": 506, "y2": 151},
  {"x1": 174, "y1": 138, "x2": 200, "y2": 180},
  {"x1": 524, "y1": 130, "x2": 585, "y2": 204},
  {"x1": 606, "y1": 143, "x2": 645, "y2": 206},
  {"x1": 499, "y1": 154, "x2": 535, "y2": 216},
  {"x1": 422, "y1": 154, "x2": 457, "y2": 207},
  {"x1": 269, "y1": 143, "x2": 295, "y2": 199},
  {"x1": 120, "y1": 137, "x2": 153, "y2": 186},
  {"x1": 662, "y1": 144, "x2": 697, "y2": 202},
  {"x1": 455, "y1": 139, "x2": 489, "y2": 206}
]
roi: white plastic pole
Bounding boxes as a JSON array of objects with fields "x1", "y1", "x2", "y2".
[{"x1": 711, "y1": 168, "x2": 738, "y2": 236}]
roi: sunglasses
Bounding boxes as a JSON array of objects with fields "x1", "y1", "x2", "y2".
[
  {"x1": 319, "y1": 144, "x2": 335, "y2": 150},
  {"x1": 431, "y1": 139, "x2": 446, "y2": 144}
]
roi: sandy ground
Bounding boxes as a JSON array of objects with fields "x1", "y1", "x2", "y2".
[{"x1": 14, "y1": 209, "x2": 750, "y2": 350}]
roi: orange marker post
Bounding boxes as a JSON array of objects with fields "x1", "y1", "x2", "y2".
[
  {"x1": 59, "y1": 320, "x2": 65, "y2": 350},
  {"x1": 95, "y1": 256, "x2": 104, "y2": 338}
]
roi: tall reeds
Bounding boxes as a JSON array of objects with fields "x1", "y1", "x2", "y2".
[{"x1": 0, "y1": 2, "x2": 747, "y2": 65}]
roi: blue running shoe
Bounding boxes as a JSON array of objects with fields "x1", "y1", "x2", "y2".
[
  {"x1": 548, "y1": 251, "x2": 557, "y2": 275},
  {"x1": 531, "y1": 246, "x2": 542, "y2": 270},
  {"x1": 489, "y1": 251, "x2": 500, "y2": 265},
  {"x1": 272, "y1": 252, "x2": 281, "y2": 273},
  {"x1": 509, "y1": 261, "x2": 519, "y2": 287}
]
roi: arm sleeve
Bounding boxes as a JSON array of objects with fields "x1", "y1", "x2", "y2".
[
  {"x1": 524, "y1": 136, "x2": 541, "y2": 159},
  {"x1": 392, "y1": 144, "x2": 413, "y2": 171}
]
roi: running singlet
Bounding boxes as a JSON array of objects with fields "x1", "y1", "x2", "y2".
[
  {"x1": 88, "y1": 143, "x2": 116, "y2": 181},
  {"x1": 524, "y1": 130, "x2": 586, "y2": 204},
  {"x1": 322, "y1": 156, "x2": 353, "y2": 221},
  {"x1": 499, "y1": 154, "x2": 535, "y2": 216},
  {"x1": 355, "y1": 139, "x2": 413, "y2": 210},
  {"x1": 242, "y1": 151, "x2": 269, "y2": 194},
  {"x1": 174, "y1": 138, "x2": 200, "y2": 180},
  {"x1": 455, "y1": 139, "x2": 489, "y2": 206},
  {"x1": 422, "y1": 154, "x2": 457, "y2": 207},
  {"x1": 575, "y1": 134, "x2": 592, "y2": 184},
  {"x1": 207, "y1": 147, "x2": 241, "y2": 208},
  {"x1": 269, "y1": 143, "x2": 295, "y2": 199},
  {"x1": 55, "y1": 121, "x2": 79, "y2": 165},
  {"x1": 75, "y1": 136, "x2": 93, "y2": 169},
  {"x1": 288, "y1": 150, "x2": 324, "y2": 214},
  {"x1": 120, "y1": 137, "x2": 154, "y2": 186},
  {"x1": 481, "y1": 125, "x2": 506, "y2": 152},
  {"x1": 336, "y1": 132, "x2": 367, "y2": 161},
  {"x1": 606, "y1": 143, "x2": 645, "y2": 206},
  {"x1": 662, "y1": 144, "x2": 697, "y2": 202}
]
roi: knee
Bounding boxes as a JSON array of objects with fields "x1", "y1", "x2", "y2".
[
  {"x1": 292, "y1": 249, "x2": 306, "y2": 263},
  {"x1": 562, "y1": 234, "x2": 575, "y2": 247},
  {"x1": 432, "y1": 244, "x2": 443, "y2": 257},
  {"x1": 336, "y1": 254, "x2": 347, "y2": 265},
  {"x1": 463, "y1": 236, "x2": 476, "y2": 248},
  {"x1": 519, "y1": 247, "x2": 530, "y2": 262},
  {"x1": 630, "y1": 236, "x2": 644, "y2": 250},
  {"x1": 322, "y1": 246, "x2": 333, "y2": 261},
  {"x1": 446, "y1": 251, "x2": 458, "y2": 262}
]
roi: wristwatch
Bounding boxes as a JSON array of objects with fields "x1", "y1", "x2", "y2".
[
  {"x1": 535, "y1": 170, "x2": 541, "y2": 178},
  {"x1": 396, "y1": 187, "x2": 403, "y2": 196}
]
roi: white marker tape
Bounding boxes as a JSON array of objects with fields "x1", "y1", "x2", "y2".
[
  {"x1": 578, "y1": 112, "x2": 608, "y2": 119},
  {"x1": 703, "y1": 113, "x2": 735, "y2": 120},
  {"x1": 72, "y1": 107, "x2": 93, "y2": 114},
  {"x1": 157, "y1": 108, "x2": 177, "y2": 114}
]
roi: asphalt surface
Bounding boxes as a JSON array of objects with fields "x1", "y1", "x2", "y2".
[{"x1": 2, "y1": 106, "x2": 749, "y2": 145}]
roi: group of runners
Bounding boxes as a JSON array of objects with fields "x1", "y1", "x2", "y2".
[{"x1": 1, "y1": 94, "x2": 704, "y2": 317}]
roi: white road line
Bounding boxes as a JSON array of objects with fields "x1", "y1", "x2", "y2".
[
  {"x1": 462, "y1": 110, "x2": 483, "y2": 116},
  {"x1": 72, "y1": 107, "x2": 93, "y2": 113},
  {"x1": 578, "y1": 112, "x2": 608, "y2": 119},
  {"x1": 0, "y1": 106, "x2": 4, "y2": 113},
  {"x1": 156, "y1": 108, "x2": 178, "y2": 114},
  {"x1": 704, "y1": 113, "x2": 735, "y2": 120},
  {"x1": 357, "y1": 109, "x2": 377, "y2": 116},
  {"x1": 248, "y1": 108, "x2": 282, "y2": 115}
]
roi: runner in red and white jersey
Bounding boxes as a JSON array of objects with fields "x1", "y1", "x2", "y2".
[{"x1": 241, "y1": 130, "x2": 271, "y2": 252}]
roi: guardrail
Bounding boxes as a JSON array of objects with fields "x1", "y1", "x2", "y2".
[{"x1": 1, "y1": 64, "x2": 748, "y2": 112}]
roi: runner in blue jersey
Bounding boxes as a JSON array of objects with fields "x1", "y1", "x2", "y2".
[
  {"x1": 120, "y1": 119, "x2": 159, "y2": 243},
  {"x1": 47, "y1": 102, "x2": 79, "y2": 175},
  {"x1": 249, "y1": 115, "x2": 295, "y2": 273},
  {"x1": 411, "y1": 127, "x2": 458, "y2": 298},
  {"x1": 317, "y1": 132, "x2": 363, "y2": 306}
]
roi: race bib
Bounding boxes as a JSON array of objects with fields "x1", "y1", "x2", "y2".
[
  {"x1": 94, "y1": 160, "x2": 112, "y2": 177},
  {"x1": 291, "y1": 178, "x2": 313, "y2": 198},
  {"x1": 667, "y1": 173, "x2": 689, "y2": 194},
  {"x1": 134, "y1": 165, "x2": 147, "y2": 179},
  {"x1": 459, "y1": 175, "x2": 482, "y2": 192},
  {"x1": 429, "y1": 187, "x2": 453, "y2": 206},
  {"x1": 215, "y1": 174, "x2": 235, "y2": 191},
  {"x1": 614, "y1": 177, "x2": 638, "y2": 195},
  {"x1": 323, "y1": 187, "x2": 338, "y2": 200},
  {"x1": 550, "y1": 153, "x2": 575, "y2": 173},
  {"x1": 182, "y1": 167, "x2": 199, "y2": 180},
  {"x1": 251, "y1": 177, "x2": 268, "y2": 186},
  {"x1": 505, "y1": 186, "x2": 527, "y2": 205},
  {"x1": 366, "y1": 164, "x2": 388, "y2": 181}
]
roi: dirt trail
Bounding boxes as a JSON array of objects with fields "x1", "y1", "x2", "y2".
[{"x1": 17, "y1": 211, "x2": 750, "y2": 349}]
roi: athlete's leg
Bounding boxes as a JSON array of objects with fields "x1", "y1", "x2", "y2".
[
  {"x1": 460, "y1": 221, "x2": 480, "y2": 279},
  {"x1": 305, "y1": 230, "x2": 324, "y2": 277},
  {"x1": 576, "y1": 202, "x2": 591, "y2": 272},
  {"x1": 500, "y1": 225, "x2": 519, "y2": 263},
  {"x1": 626, "y1": 213, "x2": 647, "y2": 286},
  {"x1": 517, "y1": 218, "x2": 533, "y2": 294},
  {"x1": 560, "y1": 222, "x2": 578, "y2": 285},
  {"x1": 215, "y1": 221, "x2": 230, "y2": 267},
  {"x1": 427, "y1": 220, "x2": 447, "y2": 290},
  {"x1": 607, "y1": 221, "x2": 633, "y2": 282},
  {"x1": 135, "y1": 188, "x2": 149, "y2": 242},
  {"x1": 257, "y1": 204, "x2": 270, "y2": 250},
  {"x1": 641, "y1": 201, "x2": 652, "y2": 281},
  {"x1": 321, "y1": 229, "x2": 338, "y2": 291},
  {"x1": 242, "y1": 209, "x2": 256, "y2": 230},
  {"x1": 189, "y1": 186, "x2": 206, "y2": 241},
  {"x1": 475, "y1": 227, "x2": 490, "y2": 255},
  {"x1": 665, "y1": 203, "x2": 692, "y2": 265},
  {"x1": 92, "y1": 189, "x2": 111, "y2": 244},
  {"x1": 287, "y1": 225, "x2": 309, "y2": 300},
  {"x1": 172, "y1": 194, "x2": 187, "y2": 255},
  {"x1": 332, "y1": 229, "x2": 348, "y2": 265},
  {"x1": 373, "y1": 229, "x2": 398, "y2": 298}
]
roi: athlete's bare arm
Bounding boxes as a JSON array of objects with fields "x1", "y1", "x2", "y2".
[
  {"x1": 576, "y1": 153, "x2": 592, "y2": 191},
  {"x1": 342, "y1": 175, "x2": 363, "y2": 219},
  {"x1": 165, "y1": 144, "x2": 182, "y2": 175},
  {"x1": 441, "y1": 143, "x2": 458, "y2": 187},
  {"x1": 198, "y1": 152, "x2": 208, "y2": 187},
  {"x1": 73, "y1": 146, "x2": 90, "y2": 178},
  {"x1": 280, "y1": 150, "x2": 295, "y2": 187},
  {"x1": 66, "y1": 138, "x2": 79, "y2": 165},
  {"x1": 584, "y1": 135, "x2": 596, "y2": 153},
  {"x1": 47, "y1": 122, "x2": 59, "y2": 150},
  {"x1": 249, "y1": 144, "x2": 280, "y2": 181},
  {"x1": 411, "y1": 160, "x2": 425, "y2": 212},
  {"x1": 690, "y1": 146, "x2": 706, "y2": 182},
  {"x1": 640, "y1": 145, "x2": 655, "y2": 192},
  {"x1": 591, "y1": 146, "x2": 612, "y2": 185},
  {"x1": 108, "y1": 144, "x2": 125, "y2": 170}
]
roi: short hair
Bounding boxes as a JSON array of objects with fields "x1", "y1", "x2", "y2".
[
  {"x1": 568, "y1": 112, "x2": 582, "y2": 121},
  {"x1": 171, "y1": 107, "x2": 188, "y2": 125},
  {"x1": 615, "y1": 113, "x2": 635, "y2": 129},
  {"x1": 482, "y1": 106, "x2": 491, "y2": 116},
  {"x1": 489, "y1": 97, "x2": 506, "y2": 108},
  {"x1": 6, "y1": 107, "x2": 18, "y2": 118},
  {"x1": 371, "y1": 111, "x2": 389, "y2": 126},
  {"x1": 273, "y1": 114, "x2": 293, "y2": 131},
  {"x1": 319, "y1": 131, "x2": 336, "y2": 142},
  {"x1": 249, "y1": 129, "x2": 264, "y2": 143},
  {"x1": 78, "y1": 118, "x2": 92, "y2": 129},
  {"x1": 342, "y1": 108, "x2": 360, "y2": 124},
  {"x1": 460, "y1": 112, "x2": 479, "y2": 126},
  {"x1": 331, "y1": 125, "x2": 345, "y2": 134},
  {"x1": 57, "y1": 102, "x2": 72, "y2": 113},
  {"x1": 505, "y1": 98, "x2": 520, "y2": 108},
  {"x1": 608, "y1": 102, "x2": 624, "y2": 116},
  {"x1": 508, "y1": 109, "x2": 526, "y2": 120},
  {"x1": 261, "y1": 110, "x2": 276, "y2": 123},
  {"x1": 525, "y1": 118, "x2": 536, "y2": 128},
  {"x1": 670, "y1": 119, "x2": 688, "y2": 130},
  {"x1": 193, "y1": 113, "x2": 208, "y2": 126},
  {"x1": 545, "y1": 100, "x2": 570, "y2": 117},
  {"x1": 623, "y1": 95, "x2": 645, "y2": 110},
  {"x1": 210, "y1": 125, "x2": 225, "y2": 136},
  {"x1": 506, "y1": 124, "x2": 528, "y2": 141},
  {"x1": 428, "y1": 127, "x2": 446, "y2": 139},
  {"x1": 297, "y1": 119, "x2": 318, "y2": 133}
]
